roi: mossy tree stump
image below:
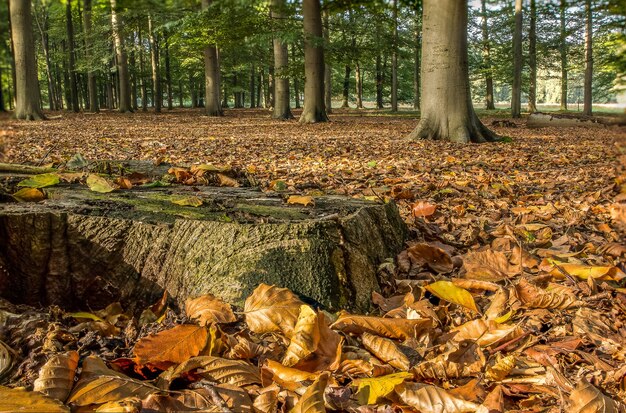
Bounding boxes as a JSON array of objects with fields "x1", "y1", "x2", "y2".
[{"x1": 0, "y1": 181, "x2": 407, "y2": 312}]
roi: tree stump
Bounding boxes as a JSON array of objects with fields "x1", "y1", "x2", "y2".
[{"x1": 0, "y1": 183, "x2": 407, "y2": 312}]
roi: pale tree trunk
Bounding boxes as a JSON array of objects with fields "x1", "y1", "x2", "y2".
[
  {"x1": 10, "y1": 0, "x2": 44, "y2": 120},
  {"x1": 165, "y1": 34, "x2": 173, "y2": 110},
  {"x1": 341, "y1": 65, "x2": 350, "y2": 108},
  {"x1": 138, "y1": 27, "x2": 147, "y2": 111},
  {"x1": 249, "y1": 64, "x2": 255, "y2": 108},
  {"x1": 201, "y1": 0, "x2": 222, "y2": 116},
  {"x1": 83, "y1": 0, "x2": 98, "y2": 112},
  {"x1": 33, "y1": 5, "x2": 56, "y2": 110},
  {"x1": 583, "y1": 0, "x2": 592, "y2": 116},
  {"x1": 559, "y1": 0, "x2": 568, "y2": 110},
  {"x1": 299, "y1": 0, "x2": 328, "y2": 123},
  {"x1": 323, "y1": 10, "x2": 331, "y2": 114},
  {"x1": 408, "y1": 0, "x2": 497, "y2": 143},
  {"x1": 271, "y1": 0, "x2": 293, "y2": 119},
  {"x1": 7, "y1": 3, "x2": 17, "y2": 110},
  {"x1": 481, "y1": 0, "x2": 494, "y2": 110},
  {"x1": 110, "y1": 0, "x2": 131, "y2": 112},
  {"x1": 376, "y1": 54, "x2": 383, "y2": 109},
  {"x1": 355, "y1": 61, "x2": 363, "y2": 109},
  {"x1": 528, "y1": 0, "x2": 537, "y2": 113},
  {"x1": 130, "y1": 46, "x2": 138, "y2": 110},
  {"x1": 66, "y1": 1, "x2": 79, "y2": 112},
  {"x1": 391, "y1": 0, "x2": 398, "y2": 112},
  {"x1": 511, "y1": 0, "x2": 522, "y2": 118},
  {"x1": 413, "y1": 7, "x2": 421, "y2": 111},
  {"x1": 148, "y1": 14, "x2": 161, "y2": 113}
]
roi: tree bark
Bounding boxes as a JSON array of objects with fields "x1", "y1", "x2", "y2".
[
  {"x1": 66, "y1": 1, "x2": 79, "y2": 112},
  {"x1": 376, "y1": 54, "x2": 383, "y2": 109},
  {"x1": 138, "y1": 27, "x2": 147, "y2": 112},
  {"x1": 583, "y1": 0, "x2": 592, "y2": 116},
  {"x1": 299, "y1": 0, "x2": 328, "y2": 123},
  {"x1": 10, "y1": 0, "x2": 44, "y2": 120},
  {"x1": 528, "y1": 0, "x2": 537, "y2": 113},
  {"x1": 33, "y1": 5, "x2": 56, "y2": 110},
  {"x1": 83, "y1": 0, "x2": 98, "y2": 113},
  {"x1": 0, "y1": 65, "x2": 4, "y2": 111},
  {"x1": 130, "y1": 46, "x2": 138, "y2": 111},
  {"x1": 249, "y1": 64, "x2": 255, "y2": 108},
  {"x1": 323, "y1": 10, "x2": 331, "y2": 114},
  {"x1": 164, "y1": 34, "x2": 173, "y2": 110},
  {"x1": 341, "y1": 65, "x2": 350, "y2": 108},
  {"x1": 355, "y1": 62, "x2": 363, "y2": 109},
  {"x1": 110, "y1": 0, "x2": 132, "y2": 112},
  {"x1": 201, "y1": 0, "x2": 222, "y2": 116},
  {"x1": 559, "y1": 0, "x2": 568, "y2": 110},
  {"x1": 271, "y1": 0, "x2": 293, "y2": 119},
  {"x1": 511, "y1": 0, "x2": 522, "y2": 118},
  {"x1": 391, "y1": 0, "x2": 398, "y2": 112},
  {"x1": 481, "y1": 0, "x2": 494, "y2": 110},
  {"x1": 148, "y1": 14, "x2": 161, "y2": 113},
  {"x1": 178, "y1": 79, "x2": 184, "y2": 107},
  {"x1": 413, "y1": 6, "x2": 421, "y2": 111},
  {"x1": 408, "y1": 0, "x2": 497, "y2": 143},
  {"x1": 7, "y1": 0, "x2": 17, "y2": 110}
]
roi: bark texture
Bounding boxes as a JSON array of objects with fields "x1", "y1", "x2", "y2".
[
  {"x1": 10, "y1": 0, "x2": 44, "y2": 120},
  {"x1": 299, "y1": 0, "x2": 328, "y2": 123},
  {"x1": 481, "y1": 0, "x2": 494, "y2": 110},
  {"x1": 110, "y1": 0, "x2": 132, "y2": 113},
  {"x1": 391, "y1": 0, "x2": 398, "y2": 112},
  {"x1": 271, "y1": 0, "x2": 293, "y2": 120},
  {"x1": 0, "y1": 185, "x2": 407, "y2": 312},
  {"x1": 66, "y1": 1, "x2": 79, "y2": 112},
  {"x1": 511, "y1": 0, "x2": 523, "y2": 118},
  {"x1": 560, "y1": 0, "x2": 568, "y2": 110},
  {"x1": 408, "y1": 0, "x2": 496, "y2": 143},
  {"x1": 148, "y1": 14, "x2": 161, "y2": 113}
]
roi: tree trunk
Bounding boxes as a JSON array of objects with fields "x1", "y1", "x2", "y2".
[
  {"x1": 408, "y1": 0, "x2": 497, "y2": 143},
  {"x1": 165, "y1": 34, "x2": 173, "y2": 110},
  {"x1": 7, "y1": 1, "x2": 17, "y2": 110},
  {"x1": 511, "y1": 0, "x2": 522, "y2": 118},
  {"x1": 33, "y1": 6, "x2": 56, "y2": 110},
  {"x1": 178, "y1": 80, "x2": 184, "y2": 107},
  {"x1": 201, "y1": 0, "x2": 222, "y2": 116},
  {"x1": 249, "y1": 64, "x2": 255, "y2": 108},
  {"x1": 559, "y1": 0, "x2": 568, "y2": 110},
  {"x1": 10, "y1": 0, "x2": 44, "y2": 120},
  {"x1": 271, "y1": 0, "x2": 293, "y2": 119},
  {"x1": 355, "y1": 61, "x2": 363, "y2": 109},
  {"x1": 583, "y1": 0, "x2": 592, "y2": 116},
  {"x1": 341, "y1": 65, "x2": 350, "y2": 108},
  {"x1": 528, "y1": 0, "x2": 537, "y2": 113},
  {"x1": 66, "y1": 1, "x2": 79, "y2": 112},
  {"x1": 110, "y1": 0, "x2": 131, "y2": 112},
  {"x1": 0, "y1": 66, "x2": 5, "y2": 112},
  {"x1": 323, "y1": 10, "x2": 331, "y2": 114},
  {"x1": 268, "y1": 63, "x2": 274, "y2": 109},
  {"x1": 257, "y1": 68, "x2": 263, "y2": 108},
  {"x1": 130, "y1": 46, "x2": 138, "y2": 111},
  {"x1": 62, "y1": 40, "x2": 71, "y2": 109},
  {"x1": 481, "y1": 0, "x2": 494, "y2": 110},
  {"x1": 376, "y1": 54, "x2": 383, "y2": 109},
  {"x1": 148, "y1": 14, "x2": 161, "y2": 113},
  {"x1": 138, "y1": 27, "x2": 147, "y2": 112},
  {"x1": 391, "y1": 0, "x2": 398, "y2": 112},
  {"x1": 299, "y1": 0, "x2": 327, "y2": 123},
  {"x1": 413, "y1": 7, "x2": 421, "y2": 111},
  {"x1": 83, "y1": 0, "x2": 100, "y2": 112}
]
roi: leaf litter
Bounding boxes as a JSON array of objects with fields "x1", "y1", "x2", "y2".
[{"x1": 0, "y1": 109, "x2": 626, "y2": 411}]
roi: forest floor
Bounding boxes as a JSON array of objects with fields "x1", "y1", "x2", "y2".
[{"x1": 1, "y1": 108, "x2": 626, "y2": 412}]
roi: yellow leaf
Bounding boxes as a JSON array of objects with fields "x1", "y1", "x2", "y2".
[
  {"x1": 331, "y1": 313, "x2": 431, "y2": 340},
  {"x1": 217, "y1": 173, "x2": 240, "y2": 187},
  {"x1": 185, "y1": 294, "x2": 236, "y2": 325},
  {"x1": 95, "y1": 397, "x2": 142, "y2": 412},
  {"x1": 133, "y1": 324, "x2": 210, "y2": 370},
  {"x1": 425, "y1": 281, "x2": 478, "y2": 312},
  {"x1": 86, "y1": 174, "x2": 115, "y2": 193},
  {"x1": 67, "y1": 312, "x2": 105, "y2": 322},
  {"x1": 33, "y1": 351, "x2": 79, "y2": 403},
  {"x1": 485, "y1": 355, "x2": 516, "y2": 382},
  {"x1": 353, "y1": 372, "x2": 412, "y2": 405},
  {"x1": 395, "y1": 382, "x2": 479, "y2": 413},
  {"x1": 244, "y1": 284, "x2": 304, "y2": 337},
  {"x1": 68, "y1": 376, "x2": 158, "y2": 407},
  {"x1": 0, "y1": 386, "x2": 69, "y2": 412},
  {"x1": 291, "y1": 371, "x2": 329, "y2": 413},
  {"x1": 12, "y1": 187, "x2": 45, "y2": 202},
  {"x1": 544, "y1": 260, "x2": 626, "y2": 281},
  {"x1": 171, "y1": 196, "x2": 203, "y2": 207},
  {"x1": 287, "y1": 195, "x2": 314, "y2": 207},
  {"x1": 283, "y1": 305, "x2": 319, "y2": 367},
  {"x1": 17, "y1": 173, "x2": 60, "y2": 188},
  {"x1": 361, "y1": 332, "x2": 410, "y2": 371},
  {"x1": 263, "y1": 359, "x2": 320, "y2": 391}
]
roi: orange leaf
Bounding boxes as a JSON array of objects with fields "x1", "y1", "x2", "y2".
[{"x1": 133, "y1": 325, "x2": 209, "y2": 370}]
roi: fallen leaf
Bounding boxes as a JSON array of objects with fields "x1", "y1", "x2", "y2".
[
  {"x1": 463, "y1": 249, "x2": 517, "y2": 281},
  {"x1": 33, "y1": 351, "x2": 79, "y2": 402},
  {"x1": 412, "y1": 201, "x2": 437, "y2": 217},
  {"x1": 331, "y1": 313, "x2": 431, "y2": 340},
  {"x1": 361, "y1": 332, "x2": 410, "y2": 371},
  {"x1": 353, "y1": 372, "x2": 412, "y2": 405},
  {"x1": 86, "y1": 174, "x2": 115, "y2": 193},
  {"x1": 17, "y1": 173, "x2": 60, "y2": 188},
  {"x1": 171, "y1": 196, "x2": 203, "y2": 207},
  {"x1": 291, "y1": 371, "x2": 329, "y2": 413},
  {"x1": 395, "y1": 382, "x2": 479, "y2": 413},
  {"x1": 287, "y1": 195, "x2": 314, "y2": 207},
  {"x1": 425, "y1": 281, "x2": 478, "y2": 312},
  {"x1": 185, "y1": 294, "x2": 236, "y2": 325},
  {"x1": 12, "y1": 187, "x2": 45, "y2": 202},
  {"x1": 244, "y1": 284, "x2": 304, "y2": 337},
  {"x1": 133, "y1": 324, "x2": 210, "y2": 370},
  {"x1": 569, "y1": 379, "x2": 625, "y2": 413}
]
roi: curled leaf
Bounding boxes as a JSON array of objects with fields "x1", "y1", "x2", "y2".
[
  {"x1": 425, "y1": 281, "x2": 478, "y2": 312},
  {"x1": 33, "y1": 351, "x2": 79, "y2": 402}
]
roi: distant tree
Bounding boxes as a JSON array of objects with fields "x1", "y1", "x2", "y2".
[
  {"x1": 480, "y1": 0, "x2": 495, "y2": 110},
  {"x1": 528, "y1": 0, "x2": 537, "y2": 113},
  {"x1": 583, "y1": 0, "x2": 593, "y2": 115},
  {"x1": 202, "y1": 0, "x2": 222, "y2": 116},
  {"x1": 300, "y1": 0, "x2": 328, "y2": 123},
  {"x1": 560, "y1": 0, "x2": 568, "y2": 110},
  {"x1": 111, "y1": 0, "x2": 132, "y2": 112},
  {"x1": 511, "y1": 0, "x2": 522, "y2": 118},
  {"x1": 271, "y1": 0, "x2": 293, "y2": 119},
  {"x1": 83, "y1": 0, "x2": 98, "y2": 113}
]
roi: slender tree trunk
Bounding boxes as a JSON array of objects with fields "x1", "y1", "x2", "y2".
[
  {"x1": 376, "y1": 54, "x2": 383, "y2": 109},
  {"x1": 178, "y1": 80, "x2": 184, "y2": 107},
  {"x1": 138, "y1": 27, "x2": 147, "y2": 111},
  {"x1": 0, "y1": 65, "x2": 5, "y2": 111},
  {"x1": 341, "y1": 65, "x2": 350, "y2": 108},
  {"x1": 10, "y1": 0, "x2": 44, "y2": 120},
  {"x1": 62, "y1": 40, "x2": 71, "y2": 108},
  {"x1": 110, "y1": 0, "x2": 131, "y2": 112},
  {"x1": 249, "y1": 64, "x2": 255, "y2": 108},
  {"x1": 299, "y1": 0, "x2": 327, "y2": 123},
  {"x1": 165, "y1": 34, "x2": 173, "y2": 110},
  {"x1": 66, "y1": 1, "x2": 79, "y2": 112},
  {"x1": 323, "y1": 9, "x2": 331, "y2": 114},
  {"x1": 481, "y1": 0, "x2": 494, "y2": 110},
  {"x1": 257, "y1": 68, "x2": 263, "y2": 108},
  {"x1": 7, "y1": 0, "x2": 17, "y2": 110},
  {"x1": 201, "y1": 0, "x2": 222, "y2": 115},
  {"x1": 408, "y1": 0, "x2": 497, "y2": 143},
  {"x1": 33, "y1": 7, "x2": 56, "y2": 110},
  {"x1": 391, "y1": 0, "x2": 398, "y2": 112},
  {"x1": 355, "y1": 61, "x2": 363, "y2": 109},
  {"x1": 413, "y1": 7, "x2": 421, "y2": 111},
  {"x1": 559, "y1": 0, "x2": 568, "y2": 110},
  {"x1": 148, "y1": 14, "x2": 161, "y2": 113},
  {"x1": 268, "y1": 63, "x2": 274, "y2": 108},
  {"x1": 83, "y1": 0, "x2": 100, "y2": 112},
  {"x1": 130, "y1": 36, "x2": 138, "y2": 111},
  {"x1": 190, "y1": 75, "x2": 197, "y2": 108},
  {"x1": 511, "y1": 0, "x2": 522, "y2": 118},
  {"x1": 583, "y1": 0, "x2": 592, "y2": 116},
  {"x1": 528, "y1": 0, "x2": 537, "y2": 113},
  {"x1": 271, "y1": 0, "x2": 293, "y2": 119}
]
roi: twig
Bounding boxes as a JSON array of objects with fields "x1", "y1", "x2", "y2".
[
  {"x1": 489, "y1": 330, "x2": 532, "y2": 355},
  {"x1": 0, "y1": 163, "x2": 57, "y2": 174},
  {"x1": 36, "y1": 144, "x2": 56, "y2": 167}
]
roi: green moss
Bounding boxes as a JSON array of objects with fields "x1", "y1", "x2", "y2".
[{"x1": 235, "y1": 203, "x2": 308, "y2": 220}]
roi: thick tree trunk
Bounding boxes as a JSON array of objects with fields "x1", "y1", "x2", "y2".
[
  {"x1": 10, "y1": 0, "x2": 44, "y2": 120},
  {"x1": 341, "y1": 65, "x2": 350, "y2": 108},
  {"x1": 528, "y1": 0, "x2": 537, "y2": 113},
  {"x1": 413, "y1": 7, "x2": 421, "y2": 111},
  {"x1": 481, "y1": 0, "x2": 494, "y2": 110},
  {"x1": 560, "y1": 0, "x2": 568, "y2": 110},
  {"x1": 271, "y1": 0, "x2": 293, "y2": 119},
  {"x1": 110, "y1": 0, "x2": 132, "y2": 113},
  {"x1": 299, "y1": 0, "x2": 328, "y2": 123},
  {"x1": 66, "y1": 1, "x2": 79, "y2": 112},
  {"x1": 201, "y1": 0, "x2": 222, "y2": 116},
  {"x1": 583, "y1": 0, "x2": 592, "y2": 116},
  {"x1": 355, "y1": 62, "x2": 363, "y2": 109},
  {"x1": 408, "y1": 0, "x2": 497, "y2": 143},
  {"x1": 165, "y1": 34, "x2": 173, "y2": 110},
  {"x1": 83, "y1": 0, "x2": 98, "y2": 112},
  {"x1": 323, "y1": 10, "x2": 331, "y2": 114},
  {"x1": 148, "y1": 14, "x2": 161, "y2": 113},
  {"x1": 391, "y1": 0, "x2": 398, "y2": 112},
  {"x1": 511, "y1": 0, "x2": 522, "y2": 118}
]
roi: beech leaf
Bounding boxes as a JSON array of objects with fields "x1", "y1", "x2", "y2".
[{"x1": 425, "y1": 281, "x2": 478, "y2": 312}]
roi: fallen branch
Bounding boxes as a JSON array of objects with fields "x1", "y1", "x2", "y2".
[{"x1": 0, "y1": 163, "x2": 57, "y2": 175}]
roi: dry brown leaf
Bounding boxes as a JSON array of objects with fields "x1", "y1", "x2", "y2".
[
  {"x1": 485, "y1": 355, "x2": 516, "y2": 382},
  {"x1": 515, "y1": 278, "x2": 582, "y2": 309},
  {"x1": 262, "y1": 359, "x2": 319, "y2": 390},
  {"x1": 217, "y1": 173, "x2": 240, "y2": 187},
  {"x1": 331, "y1": 313, "x2": 430, "y2": 340},
  {"x1": 185, "y1": 294, "x2": 237, "y2": 325},
  {"x1": 463, "y1": 249, "x2": 517, "y2": 281},
  {"x1": 244, "y1": 284, "x2": 304, "y2": 337},
  {"x1": 412, "y1": 201, "x2": 437, "y2": 217},
  {"x1": 252, "y1": 388, "x2": 278, "y2": 413},
  {"x1": 33, "y1": 350, "x2": 79, "y2": 402},
  {"x1": 406, "y1": 243, "x2": 454, "y2": 273},
  {"x1": 283, "y1": 305, "x2": 319, "y2": 367},
  {"x1": 0, "y1": 386, "x2": 69, "y2": 412},
  {"x1": 361, "y1": 332, "x2": 410, "y2": 371},
  {"x1": 287, "y1": 195, "x2": 314, "y2": 207},
  {"x1": 476, "y1": 385, "x2": 505, "y2": 413},
  {"x1": 133, "y1": 324, "x2": 210, "y2": 370},
  {"x1": 68, "y1": 373, "x2": 158, "y2": 407},
  {"x1": 450, "y1": 319, "x2": 523, "y2": 348},
  {"x1": 395, "y1": 382, "x2": 479, "y2": 413},
  {"x1": 413, "y1": 341, "x2": 486, "y2": 380},
  {"x1": 95, "y1": 397, "x2": 142, "y2": 412},
  {"x1": 291, "y1": 371, "x2": 329, "y2": 413},
  {"x1": 569, "y1": 379, "x2": 626, "y2": 413},
  {"x1": 142, "y1": 394, "x2": 195, "y2": 413}
]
